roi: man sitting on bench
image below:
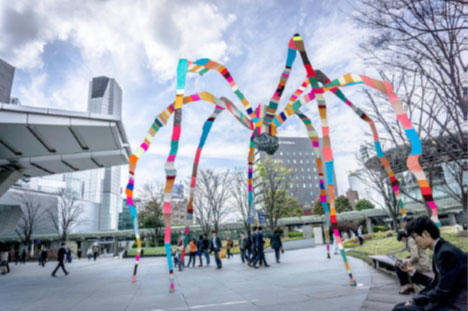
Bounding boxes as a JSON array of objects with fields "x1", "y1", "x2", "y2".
[
  {"x1": 393, "y1": 216, "x2": 467, "y2": 311},
  {"x1": 393, "y1": 231, "x2": 431, "y2": 295}
]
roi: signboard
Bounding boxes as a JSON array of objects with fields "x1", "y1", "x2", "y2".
[
  {"x1": 258, "y1": 214, "x2": 266, "y2": 224},
  {"x1": 247, "y1": 216, "x2": 254, "y2": 225}
]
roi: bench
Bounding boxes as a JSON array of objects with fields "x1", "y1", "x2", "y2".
[
  {"x1": 369, "y1": 255, "x2": 434, "y2": 279},
  {"x1": 369, "y1": 255, "x2": 397, "y2": 273}
]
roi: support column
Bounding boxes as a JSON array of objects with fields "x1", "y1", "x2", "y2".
[
  {"x1": 283, "y1": 226, "x2": 289, "y2": 238},
  {"x1": 303, "y1": 224, "x2": 313, "y2": 239},
  {"x1": 312, "y1": 226, "x2": 323, "y2": 244},
  {"x1": 113, "y1": 236, "x2": 119, "y2": 257},
  {"x1": 448, "y1": 213, "x2": 457, "y2": 226},
  {"x1": 366, "y1": 217, "x2": 373, "y2": 234}
]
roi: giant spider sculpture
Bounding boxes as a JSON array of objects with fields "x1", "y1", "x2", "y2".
[{"x1": 125, "y1": 34, "x2": 440, "y2": 292}]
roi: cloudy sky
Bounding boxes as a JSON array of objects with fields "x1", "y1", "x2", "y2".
[{"x1": 0, "y1": 0, "x2": 379, "y2": 197}]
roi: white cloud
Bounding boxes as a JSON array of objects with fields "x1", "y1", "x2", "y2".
[{"x1": 2, "y1": 0, "x2": 382, "y2": 201}]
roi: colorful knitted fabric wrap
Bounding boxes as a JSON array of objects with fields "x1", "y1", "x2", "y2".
[{"x1": 125, "y1": 34, "x2": 439, "y2": 291}]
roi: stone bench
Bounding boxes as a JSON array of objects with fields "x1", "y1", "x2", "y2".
[{"x1": 369, "y1": 255, "x2": 434, "y2": 279}]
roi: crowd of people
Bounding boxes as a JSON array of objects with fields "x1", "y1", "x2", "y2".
[{"x1": 172, "y1": 226, "x2": 284, "y2": 271}]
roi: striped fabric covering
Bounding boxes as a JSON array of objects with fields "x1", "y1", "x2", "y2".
[
  {"x1": 295, "y1": 110, "x2": 332, "y2": 257},
  {"x1": 125, "y1": 33, "x2": 439, "y2": 291},
  {"x1": 181, "y1": 105, "x2": 225, "y2": 263}
]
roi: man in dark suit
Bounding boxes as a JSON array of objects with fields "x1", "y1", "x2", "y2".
[
  {"x1": 251, "y1": 226, "x2": 269, "y2": 268},
  {"x1": 51, "y1": 242, "x2": 69, "y2": 277},
  {"x1": 393, "y1": 216, "x2": 467, "y2": 311},
  {"x1": 248, "y1": 227, "x2": 258, "y2": 267},
  {"x1": 210, "y1": 231, "x2": 222, "y2": 269}
]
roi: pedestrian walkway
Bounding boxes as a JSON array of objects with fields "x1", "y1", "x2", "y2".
[
  {"x1": 0, "y1": 246, "x2": 374, "y2": 311},
  {"x1": 361, "y1": 267, "x2": 409, "y2": 310}
]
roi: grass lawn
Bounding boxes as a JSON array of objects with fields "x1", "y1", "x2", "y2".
[
  {"x1": 346, "y1": 226, "x2": 468, "y2": 265},
  {"x1": 127, "y1": 247, "x2": 166, "y2": 256}
]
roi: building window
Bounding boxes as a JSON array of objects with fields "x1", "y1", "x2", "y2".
[
  {"x1": 293, "y1": 160, "x2": 296, "y2": 164},
  {"x1": 303, "y1": 183, "x2": 306, "y2": 188}
]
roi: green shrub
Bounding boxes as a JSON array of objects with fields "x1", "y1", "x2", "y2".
[
  {"x1": 373, "y1": 225, "x2": 389, "y2": 232},
  {"x1": 149, "y1": 241, "x2": 156, "y2": 247},
  {"x1": 132, "y1": 243, "x2": 137, "y2": 248},
  {"x1": 288, "y1": 231, "x2": 303, "y2": 238}
]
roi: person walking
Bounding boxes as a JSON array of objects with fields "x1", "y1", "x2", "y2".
[
  {"x1": 51, "y1": 242, "x2": 69, "y2": 277},
  {"x1": 196, "y1": 235, "x2": 203, "y2": 267},
  {"x1": 40, "y1": 246, "x2": 48, "y2": 267},
  {"x1": 251, "y1": 227, "x2": 269, "y2": 268},
  {"x1": 239, "y1": 233, "x2": 248, "y2": 263},
  {"x1": 357, "y1": 225, "x2": 364, "y2": 246},
  {"x1": 92, "y1": 244, "x2": 99, "y2": 261},
  {"x1": 66, "y1": 247, "x2": 72, "y2": 264},
  {"x1": 187, "y1": 238, "x2": 197, "y2": 268},
  {"x1": 176, "y1": 236, "x2": 184, "y2": 271},
  {"x1": 248, "y1": 227, "x2": 258, "y2": 266},
  {"x1": 20, "y1": 245, "x2": 27, "y2": 264},
  {"x1": 210, "y1": 231, "x2": 222, "y2": 269},
  {"x1": 245, "y1": 231, "x2": 252, "y2": 263},
  {"x1": 1, "y1": 246, "x2": 9, "y2": 275},
  {"x1": 202, "y1": 234, "x2": 210, "y2": 266},
  {"x1": 271, "y1": 228, "x2": 283, "y2": 263},
  {"x1": 86, "y1": 247, "x2": 92, "y2": 260},
  {"x1": 226, "y1": 237, "x2": 234, "y2": 259}
]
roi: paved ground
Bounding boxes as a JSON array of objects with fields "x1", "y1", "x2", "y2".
[
  {"x1": 361, "y1": 268, "x2": 409, "y2": 311},
  {"x1": 0, "y1": 246, "x2": 375, "y2": 311}
]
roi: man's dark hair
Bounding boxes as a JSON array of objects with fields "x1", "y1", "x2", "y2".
[
  {"x1": 406, "y1": 216, "x2": 440, "y2": 239},
  {"x1": 61, "y1": 242, "x2": 66, "y2": 246},
  {"x1": 211, "y1": 230, "x2": 217, "y2": 234},
  {"x1": 258, "y1": 226, "x2": 263, "y2": 231},
  {"x1": 203, "y1": 234, "x2": 207, "y2": 238},
  {"x1": 397, "y1": 231, "x2": 408, "y2": 241},
  {"x1": 253, "y1": 226, "x2": 257, "y2": 231}
]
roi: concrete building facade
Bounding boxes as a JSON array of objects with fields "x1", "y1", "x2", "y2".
[
  {"x1": 256, "y1": 136, "x2": 338, "y2": 214},
  {"x1": 0, "y1": 59, "x2": 14, "y2": 104}
]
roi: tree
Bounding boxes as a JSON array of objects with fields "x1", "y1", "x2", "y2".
[
  {"x1": 47, "y1": 189, "x2": 83, "y2": 242},
  {"x1": 351, "y1": 168, "x2": 401, "y2": 230},
  {"x1": 355, "y1": 199, "x2": 375, "y2": 211},
  {"x1": 138, "y1": 181, "x2": 164, "y2": 246},
  {"x1": 14, "y1": 193, "x2": 44, "y2": 250},
  {"x1": 312, "y1": 198, "x2": 325, "y2": 216},
  {"x1": 256, "y1": 158, "x2": 295, "y2": 232},
  {"x1": 230, "y1": 168, "x2": 250, "y2": 232},
  {"x1": 335, "y1": 195, "x2": 353, "y2": 213},
  {"x1": 279, "y1": 195, "x2": 303, "y2": 218},
  {"x1": 354, "y1": 0, "x2": 467, "y2": 221},
  {"x1": 193, "y1": 169, "x2": 231, "y2": 233}
]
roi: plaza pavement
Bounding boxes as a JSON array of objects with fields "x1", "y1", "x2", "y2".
[{"x1": 0, "y1": 245, "x2": 375, "y2": 311}]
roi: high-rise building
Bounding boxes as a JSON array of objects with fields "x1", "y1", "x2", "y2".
[
  {"x1": 0, "y1": 58, "x2": 14, "y2": 104},
  {"x1": 256, "y1": 136, "x2": 338, "y2": 213},
  {"x1": 88, "y1": 76, "x2": 122, "y2": 118},
  {"x1": 83, "y1": 76, "x2": 123, "y2": 230}
]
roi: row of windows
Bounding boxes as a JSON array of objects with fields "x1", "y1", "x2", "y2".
[
  {"x1": 290, "y1": 183, "x2": 318, "y2": 189},
  {"x1": 291, "y1": 175, "x2": 318, "y2": 181},
  {"x1": 279, "y1": 151, "x2": 310, "y2": 156}
]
